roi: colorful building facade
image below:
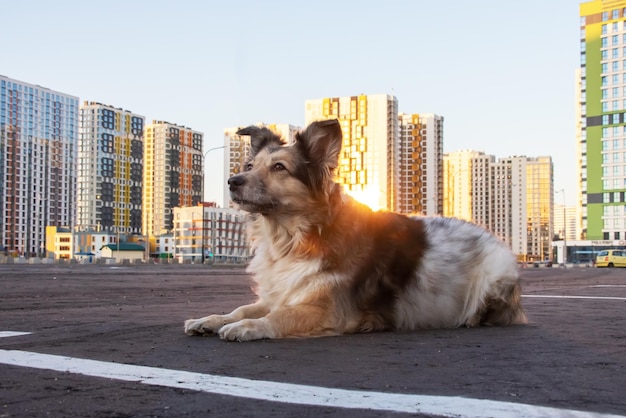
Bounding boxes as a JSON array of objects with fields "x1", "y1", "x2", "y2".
[
  {"x1": 579, "y1": 0, "x2": 626, "y2": 240},
  {"x1": 305, "y1": 94, "x2": 399, "y2": 211},
  {"x1": 143, "y1": 120, "x2": 203, "y2": 236},
  {"x1": 0, "y1": 76, "x2": 79, "y2": 256},
  {"x1": 77, "y1": 102, "x2": 145, "y2": 235},
  {"x1": 397, "y1": 113, "x2": 444, "y2": 215}
]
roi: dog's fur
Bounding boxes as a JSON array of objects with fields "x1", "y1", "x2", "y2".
[{"x1": 184, "y1": 119, "x2": 527, "y2": 341}]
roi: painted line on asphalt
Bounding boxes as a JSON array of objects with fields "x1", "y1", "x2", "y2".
[
  {"x1": 0, "y1": 331, "x2": 32, "y2": 338},
  {"x1": 523, "y1": 295, "x2": 626, "y2": 301},
  {"x1": 590, "y1": 285, "x2": 626, "y2": 288},
  {"x1": 0, "y1": 349, "x2": 622, "y2": 418}
]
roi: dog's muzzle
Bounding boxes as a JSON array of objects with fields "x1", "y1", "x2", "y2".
[{"x1": 228, "y1": 174, "x2": 245, "y2": 192}]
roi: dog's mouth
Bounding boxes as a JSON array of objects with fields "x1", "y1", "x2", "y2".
[{"x1": 231, "y1": 197, "x2": 278, "y2": 214}]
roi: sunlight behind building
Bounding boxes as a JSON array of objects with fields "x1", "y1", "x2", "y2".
[{"x1": 345, "y1": 186, "x2": 384, "y2": 211}]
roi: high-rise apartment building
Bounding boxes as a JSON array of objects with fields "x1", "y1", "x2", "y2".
[
  {"x1": 553, "y1": 204, "x2": 578, "y2": 242},
  {"x1": 143, "y1": 120, "x2": 203, "y2": 236},
  {"x1": 77, "y1": 102, "x2": 145, "y2": 235},
  {"x1": 0, "y1": 76, "x2": 79, "y2": 256},
  {"x1": 223, "y1": 123, "x2": 300, "y2": 208},
  {"x1": 397, "y1": 113, "x2": 443, "y2": 215},
  {"x1": 444, "y1": 151, "x2": 553, "y2": 262},
  {"x1": 305, "y1": 94, "x2": 399, "y2": 211},
  {"x1": 443, "y1": 150, "x2": 490, "y2": 221},
  {"x1": 575, "y1": 67, "x2": 586, "y2": 241},
  {"x1": 523, "y1": 156, "x2": 554, "y2": 260},
  {"x1": 579, "y1": 0, "x2": 626, "y2": 240}
]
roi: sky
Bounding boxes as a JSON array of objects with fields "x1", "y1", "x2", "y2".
[{"x1": 1, "y1": 0, "x2": 582, "y2": 206}]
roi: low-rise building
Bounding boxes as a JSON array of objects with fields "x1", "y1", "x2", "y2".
[
  {"x1": 173, "y1": 203, "x2": 249, "y2": 264},
  {"x1": 101, "y1": 242, "x2": 145, "y2": 263},
  {"x1": 45, "y1": 226, "x2": 73, "y2": 259}
]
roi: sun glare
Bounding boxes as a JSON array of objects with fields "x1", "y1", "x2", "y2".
[{"x1": 345, "y1": 187, "x2": 383, "y2": 211}]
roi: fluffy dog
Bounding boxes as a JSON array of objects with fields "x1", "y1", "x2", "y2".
[{"x1": 184, "y1": 119, "x2": 527, "y2": 341}]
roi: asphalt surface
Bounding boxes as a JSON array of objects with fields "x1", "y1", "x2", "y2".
[{"x1": 0, "y1": 264, "x2": 624, "y2": 417}]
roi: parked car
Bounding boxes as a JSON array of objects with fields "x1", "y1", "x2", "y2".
[{"x1": 595, "y1": 249, "x2": 626, "y2": 267}]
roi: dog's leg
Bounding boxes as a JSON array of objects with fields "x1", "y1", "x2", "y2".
[
  {"x1": 219, "y1": 304, "x2": 335, "y2": 341},
  {"x1": 184, "y1": 302, "x2": 270, "y2": 336}
]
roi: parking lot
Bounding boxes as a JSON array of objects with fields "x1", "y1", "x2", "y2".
[{"x1": 0, "y1": 264, "x2": 625, "y2": 417}]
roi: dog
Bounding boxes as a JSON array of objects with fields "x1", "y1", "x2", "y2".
[{"x1": 184, "y1": 119, "x2": 527, "y2": 341}]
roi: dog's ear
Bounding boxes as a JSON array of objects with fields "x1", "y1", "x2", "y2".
[
  {"x1": 297, "y1": 119, "x2": 342, "y2": 170},
  {"x1": 236, "y1": 126, "x2": 285, "y2": 157}
]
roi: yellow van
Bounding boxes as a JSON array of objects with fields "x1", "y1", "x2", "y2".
[{"x1": 595, "y1": 249, "x2": 626, "y2": 267}]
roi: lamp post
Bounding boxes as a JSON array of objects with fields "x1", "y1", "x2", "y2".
[
  {"x1": 556, "y1": 189, "x2": 566, "y2": 265},
  {"x1": 201, "y1": 145, "x2": 226, "y2": 264}
]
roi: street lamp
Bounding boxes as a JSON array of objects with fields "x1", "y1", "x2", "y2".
[
  {"x1": 201, "y1": 145, "x2": 226, "y2": 264},
  {"x1": 556, "y1": 189, "x2": 566, "y2": 265}
]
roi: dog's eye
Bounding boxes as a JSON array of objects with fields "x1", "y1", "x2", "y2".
[
  {"x1": 272, "y1": 163, "x2": 286, "y2": 171},
  {"x1": 245, "y1": 162, "x2": 253, "y2": 171}
]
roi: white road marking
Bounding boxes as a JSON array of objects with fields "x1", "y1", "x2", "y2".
[
  {"x1": 0, "y1": 331, "x2": 32, "y2": 338},
  {"x1": 0, "y1": 349, "x2": 622, "y2": 418},
  {"x1": 523, "y1": 295, "x2": 626, "y2": 301},
  {"x1": 590, "y1": 285, "x2": 626, "y2": 288}
]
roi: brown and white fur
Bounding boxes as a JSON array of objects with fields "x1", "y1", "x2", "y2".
[{"x1": 184, "y1": 119, "x2": 527, "y2": 341}]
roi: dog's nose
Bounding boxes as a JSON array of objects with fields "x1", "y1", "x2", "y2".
[{"x1": 228, "y1": 175, "x2": 245, "y2": 191}]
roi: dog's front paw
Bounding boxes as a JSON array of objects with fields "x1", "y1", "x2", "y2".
[
  {"x1": 184, "y1": 315, "x2": 227, "y2": 336},
  {"x1": 219, "y1": 318, "x2": 275, "y2": 342}
]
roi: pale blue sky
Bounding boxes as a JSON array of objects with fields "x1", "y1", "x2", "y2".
[{"x1": 1, "y1": 1, "x2": 581, "y2": 206}]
